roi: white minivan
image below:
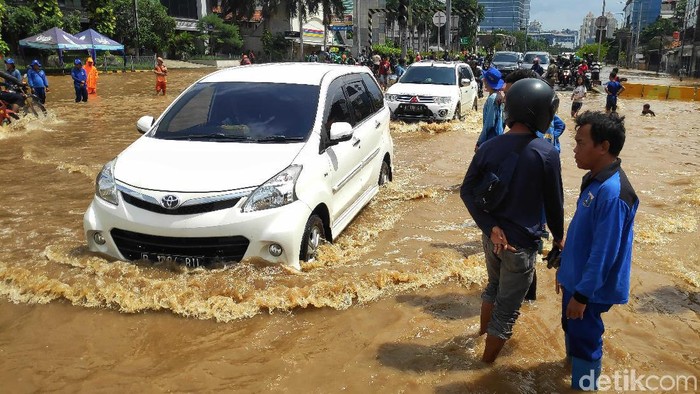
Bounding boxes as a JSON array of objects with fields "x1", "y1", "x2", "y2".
[{"x1": 84, "y1": 63, "x2": 394, "y2": 269}]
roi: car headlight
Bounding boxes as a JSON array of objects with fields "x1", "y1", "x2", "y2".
[
  {"x1": 435, "y1": 96, "x2": 452, "y2": 104},
  {"x1": 95, "y1": 158, "x2": 118, "y2": 205},
  {"x1": 242, "y1": 165, "x2": 302, "y2": 213},
  {"x1": 385, "y1": 93, "x2": 398, "y2": 101}
]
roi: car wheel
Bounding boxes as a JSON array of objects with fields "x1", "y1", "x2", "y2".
[
  {"x1": 299, "y1": 214, "x2": 326, "y2": 262},
  {"x1": 378, "y1": 160, "x2": 391, "y2": 186},
  {"x1": 472, "y1": 97, "x2": 478, "y2": 111},
  {"x1": 453, "y1": 103, "x2": 462, "y2": 121}
]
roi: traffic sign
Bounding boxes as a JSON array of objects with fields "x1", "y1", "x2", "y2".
[
  {"x1": 433, "y1": 11, "x2": 446, "y2": 27},
  {"x1": 460, "y1": 37, "x2": 470, "y2": 45},
  {"x1": 595, "y1": 16, "x2": 608, "y2": 29}
]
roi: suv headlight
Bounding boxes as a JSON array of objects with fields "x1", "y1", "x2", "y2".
[
  {"x1": 95, "y1": 158, "x2": 118, "y2": 205},
  {"x1": 435, "y1": 96, "x2": 452, "y2": 104},
  {"x1": 242, "y1": 165, "x2": 302, "y2": 213}
]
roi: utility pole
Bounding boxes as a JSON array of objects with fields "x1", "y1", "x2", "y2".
[
  {"x1": 597, "y1": 0, "x2": 606, "y2": 63},
  {"x1": 634, "y1": 1, "x2": 643, "y2": 68},
  {"x1": 446, "y1": 0, "x2": 452, "y2": 53},
  {"x1": 299, "y1": 3, "x2": 304, "y2": 61}
]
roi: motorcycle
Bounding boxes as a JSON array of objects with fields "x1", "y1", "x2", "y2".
[
  {"x1": 559, "y1": 68, "x2": 571, "y2": 89},
  {"x1": 0, "y1": 83, "x2": 47, "y2": 124}
]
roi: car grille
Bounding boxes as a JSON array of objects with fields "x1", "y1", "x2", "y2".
[
  {"x1": 121, "y1": 192, "x2": 241, "y2": 215},
  {"x1": 396, "y1": 95, "x2": 435, "y2": 103},
  {"x1": 111, "y1": 229, "x2": 250, "y2": 264}
]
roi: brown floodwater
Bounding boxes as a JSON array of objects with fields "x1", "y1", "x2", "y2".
[{"x1": 0, "y1": 68, "x2": 698, "y2": 393}]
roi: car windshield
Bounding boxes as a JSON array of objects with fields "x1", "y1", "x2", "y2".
[
  {"x1": 399, "y1": 66, "x2": 456, "y2": 85},
  {"x1": 153, "y1": 82, "x2": 320, "y2": 142},
  {"x1": 524, "y1": 54, "x2": 549, "y2": 64},
  {"x1": 493, "y1": 53, "x2": 519, "y2": 62}
]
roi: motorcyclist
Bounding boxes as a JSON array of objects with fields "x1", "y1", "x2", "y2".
[
  {"x1": 4, "y1": 58, "x2": 22, "y2": 82},
  {"x1": 546, "y1": 62, "x2": 559, "y2": 85},
  {"x1": 0, "y1": 69, "x2": 26, "y2": 113},
  {"x1": 531, "y1": 57, "x2": 545, "y2": 76},
  {"x1": 577, "y1": 59, "x2": 589, "y2": 77}
]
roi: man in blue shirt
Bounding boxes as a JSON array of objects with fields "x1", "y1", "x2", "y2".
[
  {"x1": 71, "y1": 59, "x2": 88, "y2": 103},
  {"x1": 475, "y1": 66, "x2": 504, "y2": 151},
  {"x1": 557, "y1": 111, "x2": 638, "y2": 390},
  {"x1": 4, "y1": 58, "x2": 22, "y2": 81},
  {"x1": 26, "y1": 60, "x2": 49, "y2": 104},
  {"x1": 604, "y1": 72, "x2": 624, "y2": 113},
  {"x1": 461, "y1": 78, "x2": 564, "y2": 363}
]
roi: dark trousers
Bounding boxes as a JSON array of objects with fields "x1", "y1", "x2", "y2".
[
  {"x1": 74, "y1": 85, "x2": 88, "y2": 102},
  {"x1": 561, "y1": 289, "x2": 612, "y2": 362},
  {"x1": 33, "y1": 87, "x2": 46, "y2": 104}
]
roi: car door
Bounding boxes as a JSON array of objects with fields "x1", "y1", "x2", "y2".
[
  {"x1": 320, "y1": 77, "x2": 364, "y2": 221},
  {"x1": 342, "y1": 74, "x2": 384, "y2": 196},
  {"x1": 459, "y1": 65, "x2": 477, "y2": 111}
]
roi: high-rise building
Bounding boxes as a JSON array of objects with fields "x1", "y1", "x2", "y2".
[
  {"x1": 580, "y1": 11, "x2": 618, "y2": 44},
  {"x1": 478, "y1": 0, "x2": 531, "y2": 32}
]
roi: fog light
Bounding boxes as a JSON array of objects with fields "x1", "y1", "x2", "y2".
[
  {"x1": 438, "y1": 109, "x2": 448, "y2": 117},
  {"x1": 269, "y1": 243, "x2": 283, "y2": 257},
  {"x1": 93, "y1": 232, "x2": 106, "y2": 245}
]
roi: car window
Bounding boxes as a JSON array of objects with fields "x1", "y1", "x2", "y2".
[
  {"x1": 400, "y1": 66, "x2": 456, "y2": 85},
  {"x1": 361, "y1": 73, "x2": 384, "y2": 111},
  {"x1": 154, "y1": 82, "x2": 320, "y2": 142},
  {"x1": 344, "y1": 80, "x2": 374, "y2": 125},
  {"x1": 524, "y1": 54, "x2": 549, "y2": 64},
  {"x1": 493, "y1": 53, "x2": 518, "y2": 62},
  {"x1": 324, "y1": 78, "x2": 352, "y2": 134},
  {"x1": 460, "y1": 66, "x2": 473, "y2": 80}
]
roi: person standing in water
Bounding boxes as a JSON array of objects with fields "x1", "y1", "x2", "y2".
[
  {"x1": 84, "y1": 57, "x2": 99, "y2": 94},
  {"x1": 154, "y1": 57, "x2": 168, "y2": 95}
]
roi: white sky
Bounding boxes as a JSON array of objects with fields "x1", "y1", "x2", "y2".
[{"x1": 529, "y1": 0, "x2": 626, "y2": 31}]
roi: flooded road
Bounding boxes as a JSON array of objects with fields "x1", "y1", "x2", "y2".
[{"x1": 0, "y1": 67, "x2": 698, "y2": 392}]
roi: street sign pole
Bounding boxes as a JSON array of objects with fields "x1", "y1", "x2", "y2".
[{"x1": 597, "y1": 0, "x2": 606, "y2": 63}]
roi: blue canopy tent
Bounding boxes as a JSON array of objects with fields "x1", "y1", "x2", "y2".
[
  {"x1": 19, "y1": 27, "x2": 88, "y2": 66},
  {"x1": 75, "y1": 29, "x2": 125, "y2": 64}
]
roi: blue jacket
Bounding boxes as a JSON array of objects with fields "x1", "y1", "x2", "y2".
[
  {"x1": 71, "y1": 67, "x2": 87, "y2": 87},
  {"x1": 557, "y1": 159, "x2": 639, "y2": 305},
  {"x1": 477, "y1": 93, "x2": 504, "y2": 147},
  {"x1": 536, "y1": 115, "x2": 565, "y2": 152},
  {"x1": 27, "y1": 68, "x2": 48, "y2": 88}
]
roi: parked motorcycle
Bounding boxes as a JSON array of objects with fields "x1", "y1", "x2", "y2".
[{"x1": 559, "y1": 68, "x2": 572, "y2": 89}]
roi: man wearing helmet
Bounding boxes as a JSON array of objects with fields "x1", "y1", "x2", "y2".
[
  {"x1": 531, "y1": 57, "x2": 545, "y2": 76},
  {"x1": 460, "y1": 78, "x2": 565, "y2": 363}
]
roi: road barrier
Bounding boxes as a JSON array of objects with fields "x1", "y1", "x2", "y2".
[{"x1": 617, "y1": 82, "x2": 698, "y2": 101}]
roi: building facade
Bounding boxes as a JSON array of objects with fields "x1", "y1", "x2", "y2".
[
  {"x1": 623, "y1": 0, "x2": 663, "y2": 34},
  {"x1": 478, "y1": 0, "x2": 531, "y2": 32},
  {"x1": 580, "y1": 11, "x2": 618, "y2": 45}
]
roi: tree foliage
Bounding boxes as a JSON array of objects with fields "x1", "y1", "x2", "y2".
[
  {"x1": 640, "y1": 18, "x2": 678, "y2": 44},
  {"x1": 169, "y1": 32, "x2": 196, "y2": 60},
  {"x1": 2, "y1": 5, "x2": 37, "y2": 53},
  {"x1": 31, "y1": 0, "x2": 64, "y2": 32},
  {"x1": 261, "y1": 28, "x2": 291, "y2": 61},
  {"x1": 86, "y1": 0, "x2": 117, "y2": 37},
  {"x1": 114, "y1": 0, "x2": 175, "y2": 53},
  {"x1": 197, "y1": 13, "x2": 243, "y2": 55},
  {"x1": 63, "y1": 10, "x2": 82, "y2": 35},
  {"x1": 0, "y1": 0, "x2": 9, "y2": 55},
  {"x1": 576, "y1": 43, "x2": 608, "y2": 60},
  {"x1": 221, "y1": 0, "x2": 346, "y2": 22}
]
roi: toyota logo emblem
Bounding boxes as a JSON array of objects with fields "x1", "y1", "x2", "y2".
[{"x1": 161, "y1": 195, "x2": 180, "y2": 209}]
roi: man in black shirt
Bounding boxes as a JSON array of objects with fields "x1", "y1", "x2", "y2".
[{"x1": 461, "y1": 78, "x2": 565, "y2": 362}]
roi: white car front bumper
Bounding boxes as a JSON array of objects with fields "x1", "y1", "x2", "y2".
[
  {"x1": 83, "y1": 188, "x2": 312, "y2": 269},
  {"x1": 386, "y1": 100, "x2": 457, "y2": 121}
]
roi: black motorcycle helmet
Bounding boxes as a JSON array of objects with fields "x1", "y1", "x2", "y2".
[{"x1": 504, "y1": 78, "x2": 559, "y2": 133}]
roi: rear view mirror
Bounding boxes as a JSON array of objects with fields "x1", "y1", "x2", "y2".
[
  {"x1": 461, "y1": 78, "x2": 472, "y2": 86},
  {"x1": 136, "y1": 115, "x2": 155, "y2": 134},
  {"x1": 330, "y1": 122, "x2": 353, "y2": 141}
]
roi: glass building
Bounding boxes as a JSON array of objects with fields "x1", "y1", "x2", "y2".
[
  {"x1": 478, "y1": 0, "x2": 532, "y2": 32},
  {"x1": 623, "y1": 0, "x2": 663, "y2": 34}
]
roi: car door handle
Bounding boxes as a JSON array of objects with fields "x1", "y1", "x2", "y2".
[
  {"x1": 375, "y1": 120, "x2": 381, "y2": 129},
  {"x1": 352, "y1": 138, "x2": 361, "y2": 147}
]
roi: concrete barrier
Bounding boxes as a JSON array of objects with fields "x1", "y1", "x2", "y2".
[
  {"x1": 667, "y1": 86, "x2": 696, "y2": 101},
  {"x1": 616, "y1": 83, "x2": 696, "y2": 101},
  {"x1": 641, "y1": 85, "x2": 669, "y2": 100},
  {"x1": 619, "y1": 83, "x2": 644, "y2": 98}
]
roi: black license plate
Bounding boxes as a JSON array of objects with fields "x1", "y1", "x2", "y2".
[
  {"x1": 141, "y1": 252, "x2": 204, "y2": 268},
  {"x1": 402, "y1": 104, "x2": 425, "y2": 113}
]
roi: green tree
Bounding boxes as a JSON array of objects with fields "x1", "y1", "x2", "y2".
[
  {"x1": 197, "y1": 13, "x2": 243, "y2": 55},
  {"x1": 169, "y1": 32, "x2": 196, "y2": 60},
  {"x1": 86, "y1": 0, "x2": 117, "y2": 36},
  {"x1": 640, "y1": 18, "x2": 677, "y2": 44},
  {"x1": 0, "y1": 0, "x2": 9, "y2": 55},
  {"x1": 63, "y1": 10, "x2": 82, "y2": 35},
  {"x1": 261, "y1": 28, "x2": 291, "y2": 61},
  {"x1": 31, "y1": 0, "x2": 64, "y2": 31},
  {"x1": 114, "y1": 0, "x2": 175, "y2": 53},
  {"x1": 576, "y1": 42, "x2": 608, "y2": 60},
  {"x1": 2, "y1": 6, "x2": 37, "y2": 53}
]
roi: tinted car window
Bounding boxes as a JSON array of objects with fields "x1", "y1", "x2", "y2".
[
  {"x1": 523, "y1": 54, "x2": 549, "y2": 64},
  {"x1": 155, "y1": 82, "x2": 320, "y2": 142},
  {"x1": 324, "y1": 78, "x2": 352, "y2": 133},
  {"x1": 459, "y1": 66, "x2": 473, "y2": 80},
  {"x1": 493, "y1": 53, "x2": 519, "y2": 62},
  {"x1": 344, "y1": 80, "x2": 374, "y2": 125},
  {"x1": 361, "y1": 73, "x2": 384, "y2": 111},
  {"x1": 400, "y1": 66, "x2": 456, "y2": 85}
]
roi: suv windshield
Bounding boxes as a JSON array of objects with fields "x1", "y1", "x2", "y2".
[
  {"x1": 153, "y1": 82, "x2": 320, "y2": 142},
  {"x1": 523, "y1": 54, "x2": 549, "y2": 64},
  {"x1": 400, "y1": 66, "x2": 456, "y2": 85},
  {"x1": 493, "y1": 53, "x2": 519, "y2": 62}
]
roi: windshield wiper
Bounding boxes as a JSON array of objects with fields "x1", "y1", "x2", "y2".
[
  {"x1": 255, "y1": 135, "x2": 305, "y2": 143},
  {"x1": 166, "y1": 133, "x2": 253, "y2": 141}
]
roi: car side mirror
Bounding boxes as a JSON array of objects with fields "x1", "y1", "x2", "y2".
[
  {"x1": 136, "y1": 115, "x2": 154, "y2": 134},
  {"x1": 330, "y1": 122, "x2": 353, "y2": 141},
  {"x1": 461, "y1": 78, "x2": 471, "y2": 86}
]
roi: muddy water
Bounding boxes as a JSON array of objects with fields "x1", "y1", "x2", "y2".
[{"x1": 0, "y1": 69, "x2": 698, "y2": 392}]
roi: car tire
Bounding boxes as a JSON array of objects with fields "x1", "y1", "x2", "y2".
[
  {"x1": 378, "y1": 160, "x2": 391, "y2": 186},
  {"x1": 472, "y1": 97, "x2": 478, "y2": 111},
  {"x1": 299, "y1": 214, "x2": 326, "y2": 262}
]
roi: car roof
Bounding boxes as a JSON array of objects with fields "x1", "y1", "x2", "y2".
[
  {"x1": 199, "y1": 63, "x2": 372, "y2": 85},
  {"x1": 411, "y1": 60, "x2": 466, "y2": 68}
]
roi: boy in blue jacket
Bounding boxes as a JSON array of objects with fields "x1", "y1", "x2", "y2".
[
  {"x1": 27, "y1": 60, "x2": 49, "y2": 104},
  {"x1": 557, "y1": 111, "x2": 638, "y2": 390},
  {"x1": 71, "y1": 59, "x2": 88, "y2": 103}
]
